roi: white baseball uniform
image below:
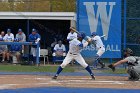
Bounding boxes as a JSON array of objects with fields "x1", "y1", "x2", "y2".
[
  {"x1": 60, "y1": 38, "x2": 89, "y2": 68},
  {"x1": 67, "y1": 32, "x2": 77, "y2": 43},
  {"x1": 91, "y1": 36, "x2": 105, "y2": 57},
  {"x1": 3, "y1": 33, "x2": 14, "y2": 42},
  {"x1": 53, "y1": 44, "x2": 66, "y2": 56}
]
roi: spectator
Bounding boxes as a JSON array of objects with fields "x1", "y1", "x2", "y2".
[
  {"x1": 10, "y1": 38, "x2": 22, "y2": 64},
  {"x1": 29, "y1": 29, "x2": 41, "y2": 65},
  {"x1": 3, "y1": 29, "x2": 14, "y2": 63},
  {"x1": 16, "y1": 29, "x2": 26, "y2": 54},
  {"x1": 0, "y1": 31, "x2": 8, "y2": 62},
  {"x1": 53, "y1": 40, "x2": 66, "y2": 57}
]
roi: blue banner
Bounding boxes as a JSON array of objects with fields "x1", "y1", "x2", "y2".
[{"x1": 77, "y1": 0, "x2": 121, "y2": 58}]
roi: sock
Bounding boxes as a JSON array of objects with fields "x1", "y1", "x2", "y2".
[
  {"x1": 85, "y1": 66, "x2": 94, "y2": 76},
  {"x1": 29, "y1": 55, "x2": 33, "y2": 61},
  {"x1": 55, "y1": 66, "x2": 63, "y2": 76}
]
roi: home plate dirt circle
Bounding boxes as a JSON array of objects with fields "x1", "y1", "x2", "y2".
[{"x1": 0, "y1": 75, "x2": 139, "y2": 89}]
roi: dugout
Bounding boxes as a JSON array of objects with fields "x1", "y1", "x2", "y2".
[{"x1": 0, "y1": 12, "x2": 76, "y2": 62}]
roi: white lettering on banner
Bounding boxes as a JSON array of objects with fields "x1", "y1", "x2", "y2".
[
  {"x1": 83, "y1": 2, "x2": 116, "y2": 40},
  {"x1": 82, "y1": 44, "x2": 120, "y2": 52}
]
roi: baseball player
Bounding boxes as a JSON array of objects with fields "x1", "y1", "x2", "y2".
[
  {"x1": 53, "y1": 40, "x2": 66, "y2": 57},
  {"x1": 3, "y1": 29, "x2": 14, "y2": 63},
  {"x1": 108, "y1": 48, "x2": 140, "y2": 81},
  {"x1": 29, "y1": 29, "x2": 41, "y2": 65},
  {"x1": 16, "y1": 29, "x2": 26, "y2": 54},
  {"x1": 67, "y1": 27, "x2": 77, "y2": 42},
  {"x1": 16, "y1": 29, "x2": 26, "y2": 42},
  {"x1": 0, "y1": 31, "x2": 8, "y2": 62},
  {"x1": 52, "y1": 32, "x2": 95, "y2": 80},
  {"x1": 90, "y1": 32, "x2": 105, "y2": 68}
]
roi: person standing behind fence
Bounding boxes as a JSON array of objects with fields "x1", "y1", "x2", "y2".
[
  {"x1": 3, "y1": 29, "x2": 14, "y2": 63},
  {"x1": 29, "y1": 29, "x2": 41, "y2": 65},
  {"x1": 0, "y1": 31, "x2": 8, "y2": 62},
  {"x1": 16, "y1": 29, "x2": 26, "y2": 54}
]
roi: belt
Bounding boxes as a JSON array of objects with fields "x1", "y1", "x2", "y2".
[{"x1": 70, "y1": 53, "x2": 77, "y2": 55}]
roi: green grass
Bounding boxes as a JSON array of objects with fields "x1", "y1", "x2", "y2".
[
  {"x1": 103, "y1": 68, "x2": 127, "y2": 74},
  {"x1": 0, "y1": 65, "x2": 74, "y2": 72}
]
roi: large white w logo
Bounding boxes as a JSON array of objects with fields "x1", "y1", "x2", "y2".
[{"x1": 83, "y1": 2, "x2": 116, "y2": 40}]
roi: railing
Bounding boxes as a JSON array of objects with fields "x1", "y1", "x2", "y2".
[{"x1": 0, "y1": 42, "x2": 40, "y2": 65}]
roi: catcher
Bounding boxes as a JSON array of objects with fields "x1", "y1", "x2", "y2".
[{"x1": 108, "y1": 48, "x2": 140, "y2": 81}]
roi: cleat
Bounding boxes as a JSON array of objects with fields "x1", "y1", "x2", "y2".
[
  {"x1": 52, "y1": 76, "x2": 57, "y2": 80},
  {"x1": 101, "y1": 63, "x2": 105, "y2": 68},
  {"x1": 91, "y1": 75, "x2": 95, "y2": 80},
  {"x1": 108, "y1": 64, "x2": 115, "y2": 72}
]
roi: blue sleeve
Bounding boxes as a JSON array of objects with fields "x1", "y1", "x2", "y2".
[
  {"x1": 29, "y1": 34, "x2": 35, "y2": 42},
  {"x1": 37, "y1": 34, "x2": 41, "y2": 39},
  {"x1": 78, "y1": 43, "x2": 83, "y2": 48}
]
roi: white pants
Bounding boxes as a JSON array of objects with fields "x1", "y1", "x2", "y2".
[
  {"x1": 97, "y1": 47, "x2": 105, "y2": 57},
  {"x1": 60, "y1": 52, "x2": 88, "y2": 68},
  {"x1": 31, "y1": 47, "x2": 40, "y2": 57}
]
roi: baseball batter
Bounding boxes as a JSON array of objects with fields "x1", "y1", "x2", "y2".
[
  {"x1": 91, "y1": 32, "x2": 105, "y2": 68},
  {"x1": 52, "y1": 32, "x2": 95, "y2": 80}
]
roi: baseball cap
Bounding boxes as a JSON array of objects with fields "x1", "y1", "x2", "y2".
[
  {"x1": 32, "y1": 28, "x2": 37, "y2": 32},
  {"x1": 7, "y1": 29, "x2": 11, "y2": 33},
  {"x1": 18, "y1": 29, "x2": 22, "y2": 32}
]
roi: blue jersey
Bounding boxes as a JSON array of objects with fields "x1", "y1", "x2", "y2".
[
  {"x1": 29, "y1": 33, "x2": 41, "y2": 48},
  {"x1": 29, "y1": 33, "x2": 41, "y2": 42},
  {"x1": 10, "y1": 45, "x2": 22, "y2": 51}
]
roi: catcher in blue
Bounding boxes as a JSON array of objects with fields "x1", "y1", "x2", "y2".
[
  {"x1": 108, "y1": 48, "x2": 140, "y2": 81},
  {"x1": 52, "y1": 32, "x2": 95, "y2": 80}
]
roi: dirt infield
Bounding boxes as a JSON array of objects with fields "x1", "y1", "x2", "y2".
[{"x1": 0, "y1": 75, "x2": 139, "y2": 89}]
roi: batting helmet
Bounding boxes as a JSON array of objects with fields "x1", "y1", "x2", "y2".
[
  {"x1": 77, "y1": 32, "x2": 86, "y2": 39},
  {"x1": 91, "y1": 32, "x2": 97, "y2": 36}
]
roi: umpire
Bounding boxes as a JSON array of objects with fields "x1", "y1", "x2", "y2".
[{"x1": 108, "y1": 48, "x2": 140, "y2": 81}]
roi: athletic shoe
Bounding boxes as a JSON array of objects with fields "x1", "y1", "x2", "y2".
[
  {"x1": 101, "y1": 62, "x2": 105, "y2": 68},
  {"x1": 108, "y1": 64, "x2": 115, "y2": 72},
  {"x1": 52, "y1": 76, "x2": 57, "y2": 80},
  {"x1": 91, "y1": 75, "x2": 95, "y2": 80}
]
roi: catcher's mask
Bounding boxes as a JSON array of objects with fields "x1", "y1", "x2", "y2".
[{"x1": 124, "y1": 48, "x2": 133, "y2": 55}]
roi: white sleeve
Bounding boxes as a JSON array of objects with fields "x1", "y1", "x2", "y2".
[
  {"x1": 83, "y1": 41, "x2": 89, "y2": 47},
  {"x1": 67, "y1": 33, "x2": 70, "y2": 39},
  {"x1": 74, "y1": 39, "x2": 81, "y2": 46},
  {"x1": 54, "y1": 44, "x2": 58, "y2": 51},
  {"x1": 23, "y1": 33, "x2": 26, "y2": 41},
  {"x1": 62, "y1": 45, "x2": 66, "y2": 51},
  {"x1": 3, "y1": 34, "x2": 7, "y2": 41},
  {"x1": 11, "y1": 34, "x2": 14, "y2": 41},
  {"x1": 124, "y1": 56, "x2": 136, "y2": 63}
]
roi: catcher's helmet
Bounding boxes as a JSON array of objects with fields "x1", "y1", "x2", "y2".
[{"x1": 125, "y1": 48, "x2": 133, "y2": 55}]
